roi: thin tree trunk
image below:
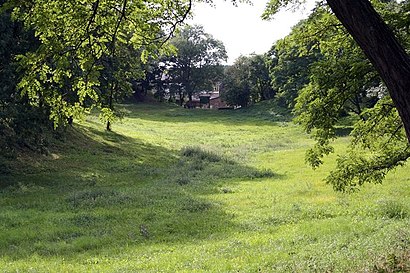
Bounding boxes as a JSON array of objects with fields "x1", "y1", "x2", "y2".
[
  {"x1": 106, "y1": 82, "x2": 114, "y2": 131},
  {"x1": 179, "y1": 88, "x2": 184, "y2": 106},
  {"x1": 326, "y1": 0, "x2": 410, "y2": 142}
]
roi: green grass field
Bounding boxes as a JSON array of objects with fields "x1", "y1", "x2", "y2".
[{"x1": 0, "y1": 101, "x2": 409, "y2": 272}]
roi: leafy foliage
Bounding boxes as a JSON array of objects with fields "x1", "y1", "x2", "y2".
[
  {"x1": 222, "y1": 54, "x2": 274, "y2": 107},
  {"x1": 222, "y1": 56, "x2": 252, "y2": 107},
  {"x1": 267, "y1": 1, "x2": 410, "y2": 190},
  {"x1": 262, "y1": 0, "x2": 308, "y2": 19},
  {"x1": 0, "y1": 9, "x2": 54, "y2": 157},
  {"x1": 328, "y1": 97, "x2": 410, "y2": 192},
  {"x1": 166, "y1": 25, "x2": 227, "y2": 103},
  {"x1": 3, "y1": 0, "x2": 192, "y2": 127},
  {"x1": 266, "y1": 25, "x2": 321, "y2": 108}
]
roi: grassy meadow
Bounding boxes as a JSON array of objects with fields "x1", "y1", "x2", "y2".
[{"x1": 0, "y1": 101, "x2": 409, "y2": 272}]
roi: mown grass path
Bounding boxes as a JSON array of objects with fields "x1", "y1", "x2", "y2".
[{"x1": 0, "y1": 102, "x2": 409, "y2": 272}]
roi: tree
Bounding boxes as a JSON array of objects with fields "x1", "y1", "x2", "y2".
[
  {"x1": 223, "y1": 54, "x2": 274, "y2": 107},
  {"x1": 326, "y1": 0, "x2": 410, "y2": 142},
  {"x1": 2, "y1": 0, "x2": 192, "y2": 128},
  {"x1": 265, "y1": 0, "x2": 410, "y2": 191},
  {"x1": 98, "y1": 41, "x2": 145, "y2": 131},
  {"x1": 264, "y1": 0, "x2": 410, "y2": 142},
  {"x1": 266, "y1": 23, "x2": 321, "y2": 108},
  {"x1": 0, "y1": 7, "x2": 53, "y2": 155},
  {"x1": 222, "y1": 56, "x2": 252, "y2": 107},
  {"x1": 166, "y1": 25, "x2": 227, "y2": 104},
  {"x1": 248, "y1": 54, "x2": 275, "y2": 102}
]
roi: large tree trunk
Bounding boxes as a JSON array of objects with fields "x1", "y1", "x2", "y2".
[{"x1": 326, "y1": 0, "x2": 410, "y2": 142}]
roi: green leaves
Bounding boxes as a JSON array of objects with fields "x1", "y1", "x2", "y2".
[
  {"x1": 262, "y1": 0, "x2": 307, "y2": 20},
  {"x1": 4, "y1": 0, "x2": 192, "y2": 128},
  {"x1": 223, "y1": 54, "x2": 274, "y2": 107},
  {"x1": 328, "y1": 145, "x2": 410, "y2": 192},
  {"x1": 271, "y1": 0, "x2": 410, "y2": 190},
  {"x1": 165, "y1": 24, "x2": 227, "y2": 101}
]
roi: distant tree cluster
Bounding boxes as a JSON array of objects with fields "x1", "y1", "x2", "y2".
[
  {"x1": 140, "y1": 25, "x2": 227, "y2": 105},
  {"x1": 222, "y1": 54, "x2": 275, "y2": 107}
]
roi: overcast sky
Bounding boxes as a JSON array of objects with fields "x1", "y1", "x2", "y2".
[{"x1": 189, "y1": 0, "x2": 316, "y2": 64}]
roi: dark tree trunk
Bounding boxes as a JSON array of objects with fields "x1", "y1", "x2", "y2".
[
  {"x1": 106, "y1": 82, "x2": 114, "y2": 131},
  {"x1": 67, "y1": 116, "x2": 73, "y2": 125},
  {"x1": 178, "y1": 89, "x2": 184, "y2": 106},
  {"x1": 326, "y1": 0, "x2": 410, "y2": 142}
]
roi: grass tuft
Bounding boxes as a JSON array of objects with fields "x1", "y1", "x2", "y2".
[
  {"x1": 182, "y1": 198, "x2": 214, "y2": 213},
  {"x1": 181, "y1": 146, "x2": 226, "y2": 163},
  {"x1": 377, "y1": 200, "x2": 408, "y2": 219},
  {"x1": 66, "y1": 189, "x2": 132, "y2": 209}
]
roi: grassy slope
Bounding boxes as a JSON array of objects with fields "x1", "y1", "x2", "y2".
[{"x1": 0, "y1": 101, "x2": 409, "y2": 272}]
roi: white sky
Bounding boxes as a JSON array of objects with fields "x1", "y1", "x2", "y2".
[{"x1": 189, "y1": 0, "x2": 316, "y2": 64}]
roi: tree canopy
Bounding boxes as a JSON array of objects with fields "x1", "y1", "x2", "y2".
[
  {"x1": 222, "y1": 54, "x2": 274, "y2": 107},
  {"x1": 266, "y1": 0, "x2": 410, "y2": 191},
  {"x1": 264, "y1": 0, "x2": 410, "y2": 143},
  {"x1": 166, "y1": 24, "x2": 227, "y2": 103},
  {"x1": 1, "y1": 0, "x2": 409, "y2": 191},
  {"x1": 1, "y1": 0, "x2": 193, "y2": 127}
]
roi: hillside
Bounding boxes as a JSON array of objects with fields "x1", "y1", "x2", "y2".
[{"x1": 0, "y1": 102, "x2": 409, "y2": 272}]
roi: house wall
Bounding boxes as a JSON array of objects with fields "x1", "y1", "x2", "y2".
[{"x1": 210, "y1": 97, "x2": 229, "y2": 109}]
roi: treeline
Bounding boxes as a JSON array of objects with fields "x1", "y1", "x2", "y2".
[
  {"x1": 133, "y1": 25, "x2": 227, "y2": 105},
  {"x1": 220, "y1": 1, "x2": 409, "y2": 113}
]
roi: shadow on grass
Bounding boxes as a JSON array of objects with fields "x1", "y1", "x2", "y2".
[{"x1": 0, "y1": 125, "x2": 282, "y2": 260}]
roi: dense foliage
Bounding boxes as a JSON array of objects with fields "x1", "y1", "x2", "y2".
[
  {"x1": 0, "y1": 9, "x2": 52, "y2": 159},
  {"x1": 1, "y1": 0, "x2": 192, "y2": 129},
  {"x1": 1, "y1": 0, "x2": 410, "y2": 191},
  {"x1": 165, "y1": 25, "x2": 227, "y2": 104},
  {"x1": 117, "y1": 25, "x2": 227, "y2": 105},
  {"x1": 266, "y1": 0, "x2": 410, "y2": 191},
  {"x1": 222, "y1": 54, "x2": 274, "y2": 107},
  {"x1": 266, "y1": 33, "x2": 320, "y2": 108}
]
